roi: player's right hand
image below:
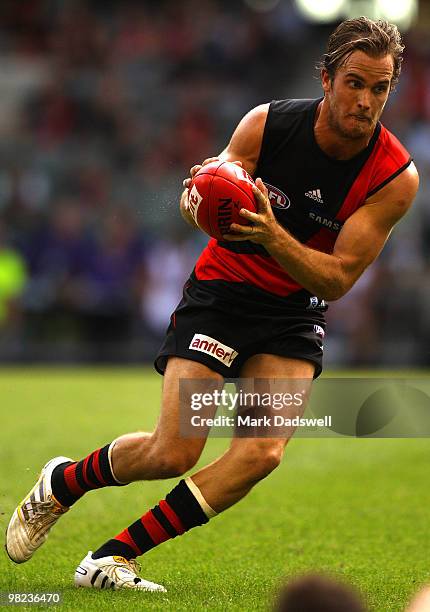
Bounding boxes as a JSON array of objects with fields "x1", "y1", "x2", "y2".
[{"x1": 182, "y1": 158, "x2": 243, "y2": 189}]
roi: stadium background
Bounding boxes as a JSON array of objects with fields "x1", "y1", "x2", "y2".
[
  {"x1": 1, "y1": 3, "x2": 430, "y2": 611},
  {"x1": 0, "y1": 0, "x2": 428, "y2": 368}
]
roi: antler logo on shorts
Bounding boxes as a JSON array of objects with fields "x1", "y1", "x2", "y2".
[{"x1": 189, "y1": 334, "x2": 238, "y2": 367}]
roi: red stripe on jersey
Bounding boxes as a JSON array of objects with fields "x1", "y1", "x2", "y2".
[
  {"x1": 336, "y1": 124, "x2": 411, "y2": 222},
  {"x1": 141, "y1": 511, "x2": 170, "y2": 545},
  {"x1": 366, "y1": 126, "x2": 411, "y2": 198},
  {"x1": 195, "y1": 240, "x2": 302, "y2": 296},
  {"x1": 194, "y1": 123, "x2": 411, "y2": 296},
  {"x1": 63, "y1": 464, "x2": 85, "y2": 497},
  {"x1": 114, "y1": 528, "x2": 142, "y2": 557},
  {"x1": 159, "y1": 500, "x2": 186, "y2": 535},
  {"x1": 92, "y1": 449, "x2": 107, "y2": 486}
]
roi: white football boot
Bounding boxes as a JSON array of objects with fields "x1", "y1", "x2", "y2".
[
  {"x1": 5, "y1": 456, "x2": 72, "y2": 563},
  {"x1": 75, "y1": 551, "x2": 167, "y2": 592}
]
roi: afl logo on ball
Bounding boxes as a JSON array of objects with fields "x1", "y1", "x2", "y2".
[{"x1": 264, "y1": 183, "x2": 290, "y2": 209}]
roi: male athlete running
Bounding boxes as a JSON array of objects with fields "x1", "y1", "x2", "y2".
[{"x1": 6, "y1": 17, "x2": 419, "y2": 592}]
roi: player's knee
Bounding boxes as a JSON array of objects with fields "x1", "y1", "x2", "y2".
[
  {"x1": 163, "y1": 452, "x2": 197, "y2": 477},
  {"x1": 255, "y1": 447, "x2": 283, "y2": 479},
  {"x1": 235, "y1": 441, "x2": 284, "y2": 482}
]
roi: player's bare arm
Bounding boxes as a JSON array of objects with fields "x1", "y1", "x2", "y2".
[
  {"x1": 179, "y1": 104, "x2": 269, "y2": 228},
  {"x1": 217, "y1": 103, "x2": 269, "y2": 175},
  {"x1": 223, "y1": 163, "x2": 419, "y2": 301}
]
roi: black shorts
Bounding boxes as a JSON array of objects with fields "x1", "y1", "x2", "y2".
[{"x1": 154, "y1": 273, "x2": 327, "y2": 379}]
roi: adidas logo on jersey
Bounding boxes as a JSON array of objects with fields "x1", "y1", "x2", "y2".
[{"x1": 305, "y1": 189, "x2": 324, "y2": 204}]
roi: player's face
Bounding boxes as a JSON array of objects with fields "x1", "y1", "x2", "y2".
[{"x1": 322, "y1": 50, "x2": 394, "y2": 140}]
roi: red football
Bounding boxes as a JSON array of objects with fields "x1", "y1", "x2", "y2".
[{"x1": 187, "y1": 160, "x2": 257, "y2": 240}]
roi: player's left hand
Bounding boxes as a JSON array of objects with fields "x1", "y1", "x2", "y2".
[{"x1": 222, "y1": 178, "x2": 282, "y2": 246}]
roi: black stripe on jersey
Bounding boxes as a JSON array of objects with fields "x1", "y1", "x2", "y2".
[
  {"x1": 366, "y1": 158, "x2": 412, "y2": 198},
  {"x1": 189, "y1": 270, "x2": 327, "y2": 313},
  {"x1": 217, "y1": 241, "x2": 269, "y2": 256},
  {"x1": 151, "y1": 506, "x2": 177, "y2": 538}
]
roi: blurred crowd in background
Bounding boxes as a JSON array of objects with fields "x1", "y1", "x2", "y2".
[{"x1": 0, "y1": 0, "x2": 429, "y2": 367}]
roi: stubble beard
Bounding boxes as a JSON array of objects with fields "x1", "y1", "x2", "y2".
[{"x1": 328, "y1": 101, "x2": 368, "y2": 141}]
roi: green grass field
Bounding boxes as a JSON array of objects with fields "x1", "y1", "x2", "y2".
[{"x1": 1, "y1": 368, "x2": 429, "y2": 611}]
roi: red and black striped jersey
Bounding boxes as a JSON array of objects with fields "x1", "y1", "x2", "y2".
[{"x1": 194, "y1": 98, "x2": 412, "y2": 304}]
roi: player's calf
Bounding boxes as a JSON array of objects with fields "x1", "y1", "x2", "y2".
[
  {"x1": 191, "y1": 437, "x2": 287, "y2": 513},
  {"x1": 110, "y1": 431, "x2": 205, "y2": 481}
]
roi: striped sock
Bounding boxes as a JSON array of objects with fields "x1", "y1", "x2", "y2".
[
  {"x1": 92, "y1": 478, "x2": 216, "y2": 560},
  {"x1": 51, "y1": 442, "x2": 125, "y2": 507}
]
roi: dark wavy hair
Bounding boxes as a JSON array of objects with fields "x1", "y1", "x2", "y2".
[{"x1": 317, "y1": 17, "x2": 404, "y2": 89}]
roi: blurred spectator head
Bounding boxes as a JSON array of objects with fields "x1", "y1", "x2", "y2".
[
  {"x1": 51, "y1": 198, "x2": 86, "y2": 241},
  {"x1": 273, "y1": 574, "x2": 367, "y2": 612},
  {"x1": 100, "y1": 206, "x2": 139, "y2": 252}
]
